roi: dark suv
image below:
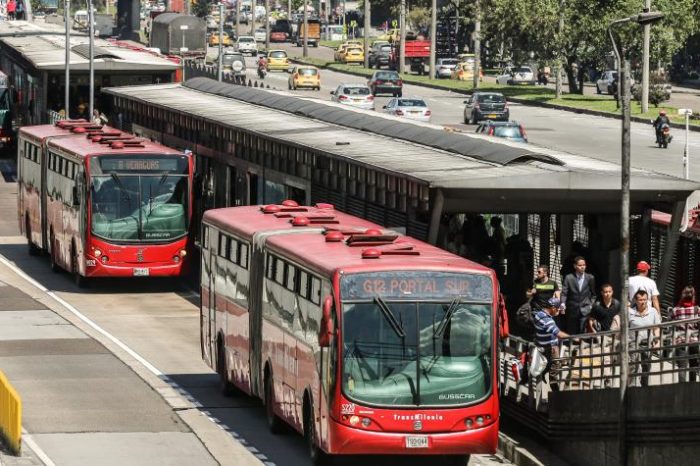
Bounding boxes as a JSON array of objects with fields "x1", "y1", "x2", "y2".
[
  {"x1": 463, "y1": 92, "x2": 509, "y2": 124},
  {"x1": 368, "y1": 42, "x2": 392, "y2": 69},
  {"x1": 368, "y1": 70, "x2": 403, "y2": 96}
]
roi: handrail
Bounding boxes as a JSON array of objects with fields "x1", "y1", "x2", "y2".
[
  {"x1": 499, "y1": 314, "x2": 700, "y2": 402},
  {"x1": 0, "y1": 369, "x2": 22, "y2": 455}
]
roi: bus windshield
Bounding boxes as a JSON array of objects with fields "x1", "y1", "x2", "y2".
[
  {"x1": 340, "y1": 271, "x2": 493, "y2": 407},
  {"x1": 89, "y1": 155, "x2": 189, "y2": 242}
]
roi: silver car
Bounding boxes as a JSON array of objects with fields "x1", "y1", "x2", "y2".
[
  {"x1": 330, "y1": 84, "x2": 375, "y2": 110},
  {"x1": 435, "y1": 58, "x2": 458, "y2": 79},
  {"x1": 496, "y1": 66, "x2": 536, "y2": 85},
  {"x1": 383, "y1": 97, "x2": 432, "y2": 122}
]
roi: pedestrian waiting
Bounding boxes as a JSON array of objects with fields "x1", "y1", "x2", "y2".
[
  {"x1": 670, "y1": 285, "x2": 700, "y2": 383},
  {"x1": 628, "y1": 289, "x2": 661, "y2": 387},
  {"x1": 532, "y1": 297, "x2": 571, "y2": 392},
  {"x1": 7, "y1": 0, "x2": 16, "y2": 20},
  {"x1": 629, "y1": 261, "x2": 661, "y2": 317},
  {"x1": 560, "y1": 256, "x2": 596, "y2": 334}
]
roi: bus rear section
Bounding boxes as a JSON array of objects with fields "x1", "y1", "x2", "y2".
[
  {"x1": 18, "y1": 121, "x2": 193, "y2": 285},
  {"x1": 200, "y1": 203, "x2": 506, "y2": 464}
]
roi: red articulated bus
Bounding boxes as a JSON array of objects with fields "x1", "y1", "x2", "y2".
[
  {"x1": 17, "y1": 120, "x2": 193, "y2": 286},
  {"x1": 201, "y1": 201, "x2": 508, "y2": 465}
]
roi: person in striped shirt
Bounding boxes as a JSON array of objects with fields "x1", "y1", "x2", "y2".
[
  {"x1": 671, "y1": 285, "x2": 699, "y2": 382},
  {"x1": 533, "y1": 297, "x2": 571, "y2": 391}
]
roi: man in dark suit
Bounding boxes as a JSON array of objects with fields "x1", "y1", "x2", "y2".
[{"x1": 560, "y1": 256, "x2": 596, "y2": 334}]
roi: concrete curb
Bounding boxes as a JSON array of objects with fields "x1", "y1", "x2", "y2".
[
  {"x1": 498, "y1": 432, "x2": 547, "y2": 466},
  {"x1": 291, "y1": 57, "x2": 700, "y2": 134}
]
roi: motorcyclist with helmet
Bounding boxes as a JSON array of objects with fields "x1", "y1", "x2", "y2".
[
  {"x1": 257, "y1": 54, "x2": 267, "y2": 79},
  {"x1": 653, "y1": 110, "x2": 671, "y2": 145}
]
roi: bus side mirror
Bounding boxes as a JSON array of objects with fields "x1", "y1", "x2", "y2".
[
  {"x1": 498, "y1": 294, "x2": 509, "y2": 340},
  {"x1": 319, "y1": 296, "x2": 334, "y2": 348}
]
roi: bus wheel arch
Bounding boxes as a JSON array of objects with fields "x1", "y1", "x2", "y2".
[
  {"x1": 303, "y1": 390, "x2": 330, "y2": 465},
  {"x1": 264, "y1": 362, "x2": 285, "y2": 434}
]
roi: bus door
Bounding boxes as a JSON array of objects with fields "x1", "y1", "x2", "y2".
[
  {"x1": 247, "y1": 232, "x2": 266, "y2": 398},
  {"x1": 208, "y1": 240, "x2": 219, "y2": 368}
]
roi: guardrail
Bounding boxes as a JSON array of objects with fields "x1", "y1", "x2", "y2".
[
  {"x1": 183, "y1": 62, "x2": 276, "y2": 90},
  {"x1": 500, "y1": 312, "x2": 700, "y2": 411},
  {"x1": 0, "y1": 369, "x2": 21, "y2": 455}
]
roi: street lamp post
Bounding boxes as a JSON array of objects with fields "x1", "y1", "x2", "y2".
[
  {"x1": 64, "y1": 0, "x2": 71, "y2": 118},
  {"x1": 218, "y1": 2, "x2": 224, "y2": 82},
  {"x1": 607, "y1": 11, "x2": 664, "y2": 466},
  {"x1": 88, "y1": 0, "x2": 94, "y2": 118}
]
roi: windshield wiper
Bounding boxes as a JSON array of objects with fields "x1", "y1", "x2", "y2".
[
  {"x1": 110, "y1": 172, "x2": 131, "y2": 201},
  {"x1": 434, "y1": 295, "x2": 462, "y2": 338},
  {"x1": 373, "y1": 296, "x2": 405, "y2": 339}
]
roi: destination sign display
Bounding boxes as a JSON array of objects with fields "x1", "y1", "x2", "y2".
[
  {"x1": 341, "y1": 271, "x2": 493, "y2": 301},
  {"x1": 96, "y1": 156, "x2": 187, "y2": 174}
]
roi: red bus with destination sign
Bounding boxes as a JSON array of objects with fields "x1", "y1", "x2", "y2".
[
  {"x1": 200, "y1": 202, "x2": 508, "y2": 464},
  {"x1": 17, "y1": 120, "x2": 193, "y2": 286}
]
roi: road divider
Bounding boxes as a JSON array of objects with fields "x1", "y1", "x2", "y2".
[{"x1": 0, "y1": 369, "x2": 21, "y2": 455}]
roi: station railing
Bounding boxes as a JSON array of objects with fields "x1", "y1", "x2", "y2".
[
  {"x1": 0, "y1": 369, "x2": 21, "y2": 455},
  {"x1": 499, "y1": 312, "x2": 700, "y2": 410}
]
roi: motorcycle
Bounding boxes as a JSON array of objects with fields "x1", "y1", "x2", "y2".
[
  {"x1": 652, "y1": 120, "x2": 672, "y2": 149},
  {"x1": 257, "y1": 62, "x2": 267, "y2": 79}
]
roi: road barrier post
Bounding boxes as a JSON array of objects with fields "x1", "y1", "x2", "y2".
[{"x1": 0, "y1": 370, "x2": 21, "y2": 455}]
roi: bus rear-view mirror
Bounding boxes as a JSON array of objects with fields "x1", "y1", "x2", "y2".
[{"x1": 319, "y1": 295, "x2": 334, "y2": 348}]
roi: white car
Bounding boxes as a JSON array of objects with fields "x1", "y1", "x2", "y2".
[
  {"x1": 496, "y1": 66, "x2": 536, "y2": 85},
  {"x1": 382, "y1": 97, "x2": 431, "y2": 122},
  {"x1": 330, "y1": 84, "x2": 375, "y2": 110},
  {"x1": 596, "y1": 70, "x2": 617, "y2": 94},
  {"x1": 236, "y1": 36, "x2": 258, "y2": 55},
  {"x1": 254, "y1": 28, "x2": 267, "y2": 42}
]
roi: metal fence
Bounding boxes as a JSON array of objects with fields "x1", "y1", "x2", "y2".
[
  {"x1": 500, "y1": 313, "x2": 700, "y2": 410},
  {"x1": 183, "y1": 62, "x2": 276, "y2": 91}
]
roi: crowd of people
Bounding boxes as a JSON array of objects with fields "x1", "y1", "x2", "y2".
[{"x1": 524, "y1": 258, "x2": 699, "y2": 389}]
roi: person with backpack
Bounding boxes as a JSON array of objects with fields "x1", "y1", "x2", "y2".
[{"x1": 532, "y1": 297, "x2": 571, "y2": 391}]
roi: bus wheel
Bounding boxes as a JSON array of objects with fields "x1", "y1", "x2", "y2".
[
  {"x1": 25, "y1": 217, "x2": 39, "y2": 256},
  {"x1": 264, "y1": 369, "x2": 285, "y2": 434},
  {"x1": 304, "y1": 397, "x2": 332, "y2": 466},
  {"x1": 49, "y1": 233, "x2": 61, "y2": 273},
  {"x1": 217, "y1": 338, "x2": 237, "y2": 397},
  {"x1": 442, "y1": 455, "x2": 470, "y2": 466},
  {"x1": 71, "y1": 246, "x2": 88, "y2": 288}
]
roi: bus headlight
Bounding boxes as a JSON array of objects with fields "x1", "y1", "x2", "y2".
[
  {"x1": 476, "y1": 416, "x2": 484, "y2": 426},
  {"x1": 465, "y1": 418, "x2": 474, "y2": 429},
  {"x1": 101, "y1": 255, "x2": 109, "y2": 264},
  {"x1": 179, "y1": 249, "x2": 187, "y2": 257},
  {"x1": 361, "y1": 417, "x2": 371, "y2": 428},
  {"x1": 94, "y1": 249, "x2": 102, "y2": 257},
  {"x1": 348, "y1": 416, "x2": 360, "y2": 426},
  {"x1": 173, "y1": 255, "x2": 180, "y2": 263}
]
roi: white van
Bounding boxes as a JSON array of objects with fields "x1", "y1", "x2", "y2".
[{"x1": 73, "y1": 10, "x2": 88, "y2": 30}]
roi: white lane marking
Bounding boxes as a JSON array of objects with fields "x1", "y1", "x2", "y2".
[
  {"x1": 22, "y1": 429, "x2": 57, "y2": 466},
  {"x1": 0, "y1": 253, "x2": 275, "y2": 466}
]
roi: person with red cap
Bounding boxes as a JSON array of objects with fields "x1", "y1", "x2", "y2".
[{"x1": 628, "y1": 260, "x2": 660, "y2": 315}]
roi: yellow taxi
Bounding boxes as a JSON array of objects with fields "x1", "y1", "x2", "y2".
[
  {"x1": 333, "y1": 41, "x2": 362, "y2": 61},
  {"x1": 288, "y1": 65, "x2": 320, "y2": 90},
  {"x1": 209, "y1": 32, "x2": 233, "y2": 47},
  {"x1": 266, "y1": 49, "x2": 290, "y2": 72},
  {"x1": 341, "y1": 46, "x2": 364, "y2": 64}
]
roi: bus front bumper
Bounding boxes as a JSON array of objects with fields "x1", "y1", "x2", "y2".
[
  {"x1": 328, "y1": 418, "x2": 498, "y2": 455},
  {"x1": 84, "y1": 259, "x2": 184, "y2": 278}
]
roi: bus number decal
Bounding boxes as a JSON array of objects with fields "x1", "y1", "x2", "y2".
[{"x1": 341, "y1": 403, "x2": 355, "y2": 415}]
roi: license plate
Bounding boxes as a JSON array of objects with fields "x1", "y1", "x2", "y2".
[
  {"x1": 487, "y1": 114, "x2": 497, "y2": 118},
  {"x1": 133, "y1": 267, "x2": 150, "y2": 276},
  {"x1": 405, "y1": 436, "x2": 429, "y2": 449}
]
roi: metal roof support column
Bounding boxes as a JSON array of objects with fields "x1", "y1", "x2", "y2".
[
  {"x1": 518, "y1": 214, "x2": 529, "y2": 241},
  {"x1": 657, "y1": 200, "x2": 685, "y2": 306},
  {"x1": 539, "y1": 214, "x2": 550, "y2": 271},
  {"x1": 638, "y1": 208, "x2": 652, "y2": 266},
  {"x1": 427, "y1": 188, "x2": 444, "y2": 245},
  {"x1": 559, "y1": 214, "x2": 574, "y2": 272}
]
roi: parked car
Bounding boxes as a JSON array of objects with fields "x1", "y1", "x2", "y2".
[
  {"x1": 236, "y1": 35, "x2": 258, "y2": 55},
  {"x1": 368, "y1": 70, "x2": 403, "y2": 97},
  {"x1": 266, "y1": 49, "x2": 289, "y2": 71},
  {"x1": 435, "y1": 58, "x2": 458, "y2": 79},
  {"x1": 254, "y1": 28, "x2": 267, "y2": 42},
  {"x1": 383, "y1": 97, "x2": 432, "y2": 122},
  {"x1": 368, "y1": 41, "x2": 392, "y2": 69},
  {"x1": 476, "y1": 121, "x2": 528, "y2": 143},
  {"x1": 220, "y1": 51, "x2": 246, "y2": 77},
  {"x1": 495, "y1": 66, "x2": 536, "y2": 85},
  {"x1": 463, "y1": 92, "x2": 509, "y2": 124},
  {"x1": 330, "y1": 84, "x2": 375, "y2": 110},
  {"x1": 288, "y1": 65, "x2": 321, "y2": 90}
]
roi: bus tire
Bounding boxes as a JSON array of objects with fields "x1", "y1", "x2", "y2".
[
  {"x1": 25, "y1": 217, "x2": 39, "y2": 256},
  {"x1": 442, "y1": 455, "x2": 470, "y2": 466},
  {"x1": 49, "y1": 231, "x2": 61, "y2": 273},
  {"x1": 304, "y1": 394, "x2": 332, "y2": 466},
  {"x1": 71, "y1": 245, "x2": 88, "y2": 288},
  {"x1": 264, "y1": 367, "x2": 285, "y2": 434},
  {"x1": 217, "y1": 336, "x2": 237, "y2": 396}
]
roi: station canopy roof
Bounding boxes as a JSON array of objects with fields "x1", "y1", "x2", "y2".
[
  {"x1": 104, "y1": 78, "x2": 700, "y2": 214},
  {"x1": 0, "y1": 20, "x2": 179, "y2": 72}
]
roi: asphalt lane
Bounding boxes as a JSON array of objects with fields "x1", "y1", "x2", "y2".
[{"x1": 241, "y1": 43, "x2": 700, "y2": 182}]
